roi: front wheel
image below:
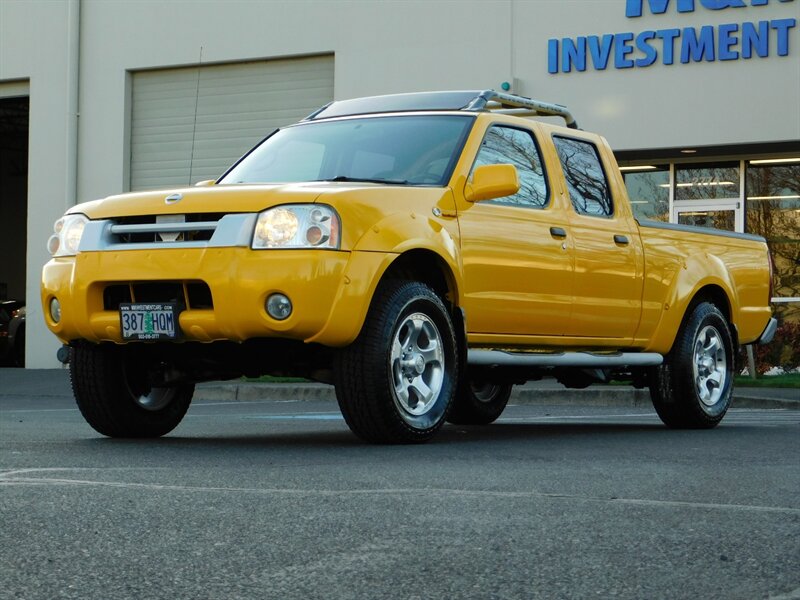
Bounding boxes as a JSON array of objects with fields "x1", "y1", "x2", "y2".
[
  {"x1": 70, "y1": 344, "x2": 193, "y2": 437},
  {"x1": 650, "y1": 302, "x2": 734, "y2": 429},
  {"x1": 334, "y1": 280, "x2": 457, "y2": 443}
]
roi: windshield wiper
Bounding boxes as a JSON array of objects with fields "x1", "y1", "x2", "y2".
[{"x1": 316, "y1": 175, "x2": 410, "y2": 185}]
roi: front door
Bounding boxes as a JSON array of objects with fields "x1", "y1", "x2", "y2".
[{"x1": 459, "y1": 123, "x2": 574, "y2": 337}]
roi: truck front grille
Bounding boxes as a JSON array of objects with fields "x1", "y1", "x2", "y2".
[
  {"x1": 109, "y1": 213, "x2": 228, "y2": 244},
  {"x1": 103, "y1": 281, "x2": 214, "y2": 310},
  {"x1": 80, "y1": 213, "x2": 257, "y2": 251}
]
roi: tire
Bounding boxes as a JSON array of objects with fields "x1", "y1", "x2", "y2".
[
  {"x1": 70, "y1": 344, "x2": 193, "y2": 438},
  {"x1": 334, "y1": 280, "x2": 458, "y2": 444},
  {"x1": 650, "y1": 302, "x2": 735, "y2": 429},
  {"x1": 447, "y1": 378, "x2": 512, "y2": 425}
]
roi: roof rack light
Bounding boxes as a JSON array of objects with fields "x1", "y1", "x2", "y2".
[
  {"x1": 304, "y1": 89, "x2": 580, "y2": 129},
  {"x1": 466, "y1": 90, "x2": 580, "y2": 130}
]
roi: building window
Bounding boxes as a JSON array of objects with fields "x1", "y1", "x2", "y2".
[
  {"x1": 622, "y1": 165, "x2": 669, "y2": 221},
  {"x1": 746, "y1": 161, "x2": 800, "y2": 301},
  {"x1": 746, "y1": 159, "x2": 800, "y2": 373},
  {"x1": 675, "y1": 162, "x2": 740, "y2": 201}
]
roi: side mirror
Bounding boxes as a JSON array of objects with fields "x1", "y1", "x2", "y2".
[
  {"x1": 194, "y1": 179, "x2": 216, "y2": 187},
  {"x1": 464, "y1": 164, "x2": 520, "y2": 202}
]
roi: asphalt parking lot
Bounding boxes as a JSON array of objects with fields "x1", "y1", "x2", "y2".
[{"x1": 1, "y1": 371, "x2": 799, "y2": 600}]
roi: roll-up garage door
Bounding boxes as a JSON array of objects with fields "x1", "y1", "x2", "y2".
[{"x1": 130, "y1": 54, "x2": 334, "y2": 191}]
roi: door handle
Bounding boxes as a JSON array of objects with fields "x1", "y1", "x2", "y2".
[
  {"x1": 614, "y1": 234, "x2": 629, "y2": 245},
  {"x1": 550, "y1": 227, "x2": 567, "y2": 238}
]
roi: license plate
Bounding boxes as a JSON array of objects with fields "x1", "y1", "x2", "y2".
[{"x1": 120, "y1": 303, "x2": 179, "y2": 340}]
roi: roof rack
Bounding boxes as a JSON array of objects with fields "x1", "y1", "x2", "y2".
[
  {"x1": 466, "y1": 90, "x2": 579, "y2": 130},
  {"x1": 304, "y1": 90, "x2": 579, "y2": 129}
]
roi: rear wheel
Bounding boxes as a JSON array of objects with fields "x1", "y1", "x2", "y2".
[
  {"x1": 70, "y1": 344, "x2": 193, "y2": 437},
  {"x1": 334, "y1": 280, "x2": 457, "y2": 444},
  {"x1": 447, "y1": 378, "x2": 512, "y2": 425},
  {"x1": 650, "y1": 302, "x2": 734, "y2": 429}
]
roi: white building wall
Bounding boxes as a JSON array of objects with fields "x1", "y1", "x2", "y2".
[
  {"x1": 1, "y1": 0, "x2": 798, "y2": 367},
  {"x1": 0, "y1": 0, "x2": 79, "y2": 369},
  {"x1": 75, "y1": 0, "x2": 514, "y2": 202}
]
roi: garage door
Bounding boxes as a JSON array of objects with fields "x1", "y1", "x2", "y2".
[{"x1": 130, "y1": 54, "x2": 334, "y2": 191}]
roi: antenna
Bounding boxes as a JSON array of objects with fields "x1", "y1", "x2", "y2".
[{"x1": 188, "y1": 46, "x2": 203, "y2": 185}]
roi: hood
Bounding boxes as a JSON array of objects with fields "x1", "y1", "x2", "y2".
[{"x1": 69, "y1": 183, "x2": 341, "y2": 219}]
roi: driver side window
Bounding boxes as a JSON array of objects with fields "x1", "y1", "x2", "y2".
[{"x1": 471, "y1": 126, "x2": 549, "y2": 209}]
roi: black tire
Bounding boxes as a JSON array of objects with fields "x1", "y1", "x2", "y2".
[
  {"x1": 334, "y1": 280, "x2": 458, "y2": 444},
  {"x1": 650, "y1": 302, "x2": 735, "y2": 429},
  {"x1": 70, "y1": 344, "x2": 193, "y2": 438},
  {"x1": 447, "y1": 378, "x2": 512, "y2": 425}
]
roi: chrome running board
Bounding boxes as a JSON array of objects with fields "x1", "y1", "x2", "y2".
[{"x1": 467, "y1": 350, "x2": 663, "y2": 368}]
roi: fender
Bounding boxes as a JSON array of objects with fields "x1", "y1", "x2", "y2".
[
  {"x1": 306, "y1": 210, "x2": 464, "y2": 347},
  {"x1": 644, "y1": 252, "x2": 738, "y2": 353}
]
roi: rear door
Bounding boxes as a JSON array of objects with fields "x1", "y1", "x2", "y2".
[{"x1": 551, "y1": 135, "x2": 643, "y2": 341}]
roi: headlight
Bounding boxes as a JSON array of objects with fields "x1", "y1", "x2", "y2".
[
  {"x1": 47, "y1": 214, "x2": 89, "y2": 257},
  {"x1": 252, "y1": 205, "x2": 340, "y2": 249}
]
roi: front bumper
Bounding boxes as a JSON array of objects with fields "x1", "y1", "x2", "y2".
[{"x1": 41, "y1": 247, "x2": 361, "y2": 345}]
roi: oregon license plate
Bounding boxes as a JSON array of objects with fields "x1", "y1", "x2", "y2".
[{"x1": 120, "y1": 303, "x2": 178, "y2": 340}]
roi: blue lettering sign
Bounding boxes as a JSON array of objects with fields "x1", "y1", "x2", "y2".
[
  {"x1": 681, "y1": 24, "x2": 717, "y2": 61},
  {"x1": 700, "y1": 0, "x2": 747, "y2": 10},
  {"x1": 562, "y1": 37, "x2": 588, "y2": 72},
  {"x1": 548, "y1": 39, "x2": 559, "y2": 73},
  {"x1": 547, "y1": 0, "x2": 795, "y2": 74},
  {"x1": 742, "y1": 20, "x2": 770, "y2": 56},
  {"x1": 772, "y1": 17, "x2": 796, "y2": 54},
  {"x1": 626, "y1": 0, "x2": 696, "y2": 17},
  {"x1": 627, "y1": 0, "x2": 791, "y2": 16},
  {"x1": 656, "y1": 28, "x2": 682, "y2": 63},
  {"x1": 588, "y1": 34, "x2": 615, "y2": 69},
  {"x1": 635, "y1": 30, "x2": 660, "y2": 65},
  {"x1": 718, "y1": 23, "x2": 741, "y2": 58},
  {"x1": 615, "y1": 32, "x2": 637, "y2": 67}
]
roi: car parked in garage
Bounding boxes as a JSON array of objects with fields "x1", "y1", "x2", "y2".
[{"x1": 0, "y1": 300, "x2": 25, "y2": 367}]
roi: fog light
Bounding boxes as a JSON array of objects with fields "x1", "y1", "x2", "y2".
[
  {"x1": 266, "y1": 294, "x2": 292, "y2": 320},
  {"x1": 50, "y1": 298, "x2": 62, "y2": 323}
]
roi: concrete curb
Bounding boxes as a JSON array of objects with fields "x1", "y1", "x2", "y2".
[
  {"x1": 2, "y1": 369, "x2": 796, "y2": 409},
  {"x1": 193, "y1": 382, "x2": 799, "y2": 409}
]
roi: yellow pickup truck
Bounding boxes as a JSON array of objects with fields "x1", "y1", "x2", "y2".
[{"x1": 41, "y1": 90, "x2": 776, "y2": 443}]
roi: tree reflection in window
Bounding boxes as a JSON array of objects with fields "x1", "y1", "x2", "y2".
[
  {"x1": 472, "y1": 126, "x2": 548, "y2": 208},
  {"x1": 553, "y1": 136, "x2": 613, "y2": 217}
]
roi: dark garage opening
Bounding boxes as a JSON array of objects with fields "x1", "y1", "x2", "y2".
[{"x1": 0, "y1": 96, "x2": 29, "y2": 367}]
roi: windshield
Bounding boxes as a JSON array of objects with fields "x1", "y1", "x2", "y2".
[{"x1": 218, "y1": 115, "x2": 474, "y2": 186}]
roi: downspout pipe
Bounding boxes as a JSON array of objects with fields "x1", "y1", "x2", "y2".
[{"x1": 65, "y1": 0, "x2": 80, "y2": 210}]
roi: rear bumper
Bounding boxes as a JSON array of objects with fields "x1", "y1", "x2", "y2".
[{"x1": 756, "y1": 317, "x2": 778, "y2": 345}]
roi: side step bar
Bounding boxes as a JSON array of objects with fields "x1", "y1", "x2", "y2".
[{"x1": 467, "y1": 350, "x2": 663, "y2": 368}]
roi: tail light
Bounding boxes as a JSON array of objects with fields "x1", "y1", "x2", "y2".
[{"x1": 767, "y1": 248, "x2": 775, "y2": 302}]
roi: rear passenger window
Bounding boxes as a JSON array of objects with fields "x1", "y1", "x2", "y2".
[
  {"x1": 471, "y1": 126, "x2": 548, "y2": 209},
  {"x1": 553, "y1": 136, "x2": 613, "y2": 217}
]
